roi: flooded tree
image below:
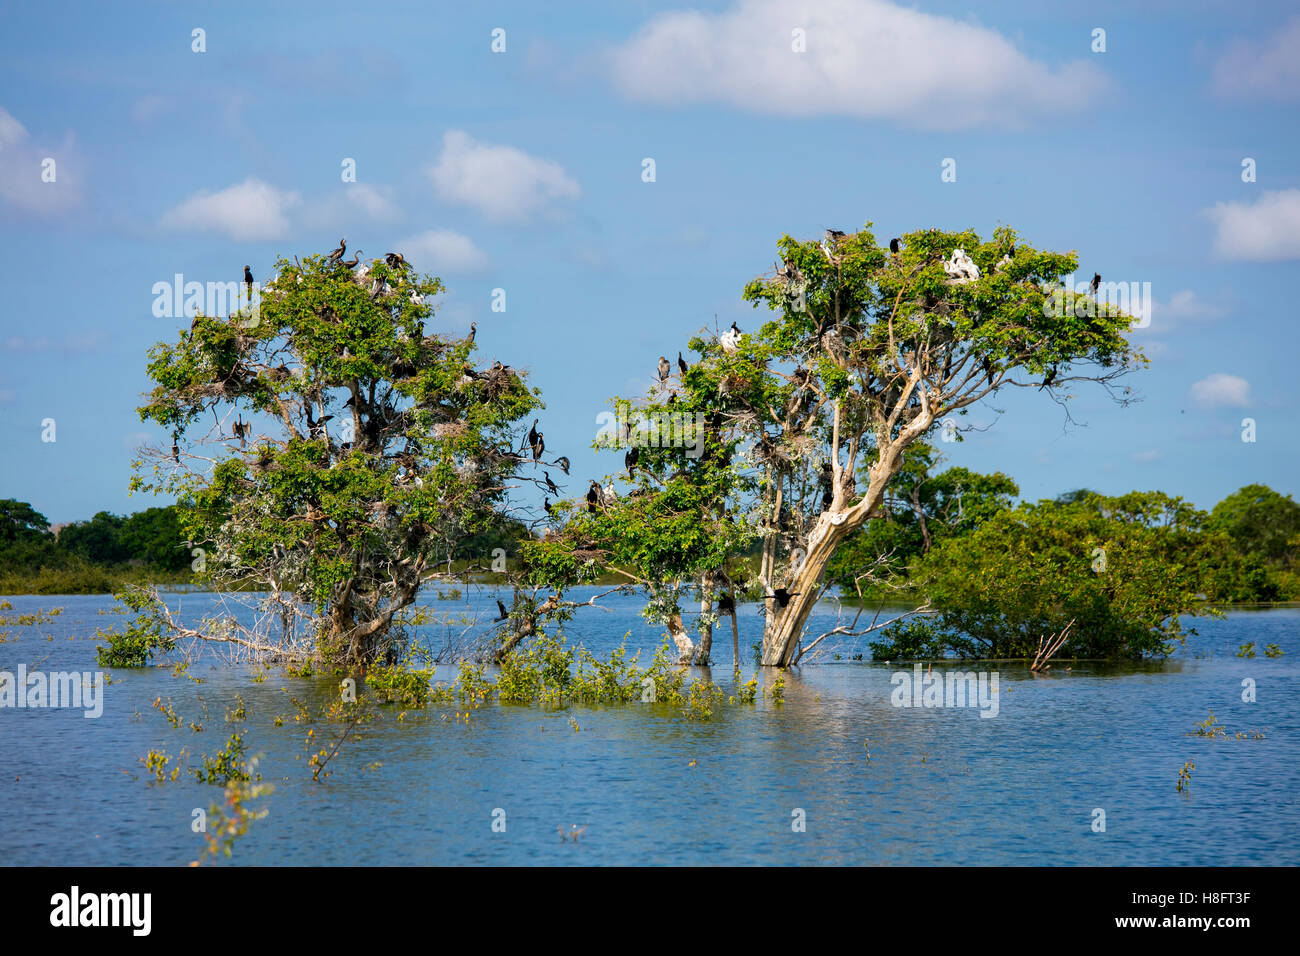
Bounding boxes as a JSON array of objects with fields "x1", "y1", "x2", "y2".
[
  {"x1": 132, "y1": 251, "x2": 541, "y2": 667},
  {"x1": 671, "y1": 224, "x2": 1143, "y2": 666}
]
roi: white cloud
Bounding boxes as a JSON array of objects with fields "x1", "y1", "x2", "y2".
[
  {"x1": 299, "y1": 183, "x2": 403, "y2": 231},
  {"x1": 426, "y1": 130, "x2": 580, "y2": 221},
  {"x1": 1204, "y1": 188, "x2": 1300, "y2": 261},
  {"x1": 1210, "y1": 16, "x2": 1300, "y2": 101},
  {"x1": 1131, "y1": 289, "x2": 1225, "y2": 332},
  {"x1": 606, "y1": 0, "x2": 1109, "y2": 129},
  {"x1": 395, "y1": 229, "x2": 489, "y2": 274},
  {"x1": 0, "y1": 106, "x2": 83, "y2": 216},
  {"x1": 160, "y1": 177, "x2": 301, "y2": 241},
  {"x1": 129, "y1": 94, "x2": 174, "y2": 127},
  {"x1": 1190, "y1": 373, "x2": 1251, "y2": 409}
]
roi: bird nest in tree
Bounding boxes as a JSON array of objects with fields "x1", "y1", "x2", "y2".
[{"x1": 433, "y1": 422, "x2": 468, "y2": 441}]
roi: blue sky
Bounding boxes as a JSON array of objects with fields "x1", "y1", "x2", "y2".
[{"x1": 1, "y1": 0, "x2": 1297, "y2": 524}]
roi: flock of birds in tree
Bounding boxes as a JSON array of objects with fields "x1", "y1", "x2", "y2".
[{"x1": 206, "y1": 230, "x2": 1110, "y2": 631}]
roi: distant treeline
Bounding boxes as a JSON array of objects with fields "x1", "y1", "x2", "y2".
[
  {"x1": 0, "y1": 498, "x2": 530, "y2": 595},
  {"x1": 0, "y1": 500, "x2": 192, "y2": 593}
]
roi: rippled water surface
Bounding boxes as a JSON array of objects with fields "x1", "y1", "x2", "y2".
[{"x1": 2, "y1": 589, "x2": 1297, "y2": 865}]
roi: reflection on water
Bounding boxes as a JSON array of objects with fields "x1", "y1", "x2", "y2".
[{"x1": 1, "y1": 590, "x2": 1297, "y2": 865}]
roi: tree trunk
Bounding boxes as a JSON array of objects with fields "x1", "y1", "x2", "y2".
[
  {"x1": 760, "y1": 474, "x2": 891, "y2": 667},
  {"x1": 693, "y1": 577, "x2": 714, "y2": 665},
  {"x1": 667, "y1": 610, "x2": 695, "y2": 663}
]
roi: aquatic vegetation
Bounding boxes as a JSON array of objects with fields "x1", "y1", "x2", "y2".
[
  {"x1": 0, "y1": 605, "x2": 63, "y2": 626},
  {"x1": 767, "y1": 674, "x2": 786, "y2": 704},
  {"x1": 190, "y1": 762, "x2": 273, "y2": 866},
  {"x1": 1236, "y1": 643, "x2": 1256, "y2": 658},
  {"x1": 225, "y1": 694, "x2": 247, "y2": 724},
  {"x1": 306, "y1": 702, "x2": 368, "y2": 782},
  {"x1": 193, "y1": 732, "x2": 255, "y2": 785},
  {"x1": 1189, "y1": 709, "x2": 1263, "y2": 741},
  {"x1": 152, "y1": 696, "x2": 182, "y2": 729},
  {"x1": 142, "y1": 748, "x2": 182, "y2": 783},
  {"x1": 94, "y1": 589, "x2": 175, "y2": 667},
  {"x1": 366, "y1": 664, "x2": 438, "y2": 708},
  {"x1": 1264, "y1": 643, "x2": 1284, "y2": 658},
  {"x1": 1177, "y1": 760, "x2": 1195, "y2": 793}
]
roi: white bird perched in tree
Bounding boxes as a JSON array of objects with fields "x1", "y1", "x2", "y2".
[
  {"x1": 602, "y1": 482, "x2": 617, "y2": 505},
  {"x1": 720, "y1": 321, "x2": 743, "y2": 353},
  {"x1": 943, "y1": 248, "x2": 980, "y2": 284}
]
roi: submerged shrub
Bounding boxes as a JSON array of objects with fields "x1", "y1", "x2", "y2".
[{"x1": 95, "y1": 588, "x2": 175, "y2": 667}]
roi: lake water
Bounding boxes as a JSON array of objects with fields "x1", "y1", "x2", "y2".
[{"x1": 1, "y1": 589, "x2": 1297, "y2": 865}]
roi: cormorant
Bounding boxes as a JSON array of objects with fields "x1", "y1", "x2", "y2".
[
  {"x1": 771, "y1": 588, "x2": 800, "y2": 608},
  {"x1": 544, "y1": 472, "x2": 559, "y2": 496},
  {"x1": 657, "y1": 356, "x2": 671, "y2": 384},
  {"x1": 553, "y1": 456, "x2": 570, "y2": 475},
  {"x1": 889, "y1": 237, "x2": 901, "y2": 255},
  {"x1": 677, "y1": 352, "x2": 688, "y2": 375},
  {"x1": 1090, "y1": 272, "x2": 1101, "y2": 296},
  {"x1": 494, "y1": 599, "x2": 509, "y2": 622},
  {"x1": 327, "y1": 238, "x2": 346, "y2": 264}
]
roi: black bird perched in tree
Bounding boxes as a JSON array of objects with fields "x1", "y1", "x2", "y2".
[
  {"x1": 243, "y1": 266, "x2": 253, "y2": 295},
  {"x1": 717, "y1": 593, "x2": 735, "y2": 615},
  {"x1": 530, "y1": 431, "x2": 545, "y2": 462},
  {"x1": 826, "y1": 229, "x2": 847, "y2": 242},
  {"x1": 1090, "y1": 272, "x2": 1101, "y2": 296},
  {"x1": 1039, "y1": 365, "x2": 1057, "y2": 390},
  {"x1": 305, "y1": 407, "x2": 333, "y2": 439},
  {"x1": 494, "y1": 600, "x2": 509, "y2": 623},
  {"x1": 657, "y1": 356, "x2": 671, "y2": 384},
  {"x1": 889, "y1": 237, "x2": 901, "y2": 255},
  {"x1": 625, "y1": 446, "x2": 639, "y2": 473},
  {"x1": 467, "y1": 322, "x2": 476, "y2": 344},
  {"x1": 170, "y1": 434, "x2": 180, "y2": 463},
  {"x1": 527, "y1": 419, "x2": 539, "y2": 451},
  {"x1": 341, "y1": 248, "x2": 362, "y2": 268},
  {"x1": 553, "y1": 456, "x2": 570, "y2": 475},
  {"x1": 677, "y1": 352, "x2": 688, "y2": 375},
  {"x1": 543, "y1": 497, "x2": 553, "y2": 515},
  {"x1": 544, "y1": 472, "x2": 559, "y2": 496},
  {"x1": 771, "y1": 588, "x2": 800, "y2": 608},
  {"x1": 385, "y1": 252, "x2": 405, "y2": 269},
  {"x1": 232, "y1": 417, "x2": 248, "y2": 448},
  {"x1": 983, "y1": 357, "x2": 995, "y2": 387},
  {"x1": 327, "y1": 238, "x2": 346, "y2": 264},
  {"x1": 586, "y1": 481, "x2": 600, "y2": 514}
]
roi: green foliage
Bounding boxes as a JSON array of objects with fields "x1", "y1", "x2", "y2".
[
  {"x1": 365, "y1": 664, "x2": 437, "y2": 707},
  {"x1": 193, "y1": 732, "x2": 254, "y2": 785},
  {"x1": 829, "y1": 440, "x2": 1018, "y2": 595},
  {"x1": 896, "y1": 491, "x2": 1220, "y2": 660},
  {"x1": 130, "y1": 251, "x2": 542, "y2": 666},
  {"x1": 95, "y1": 588, "x2": 176, "y2": 667}
]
